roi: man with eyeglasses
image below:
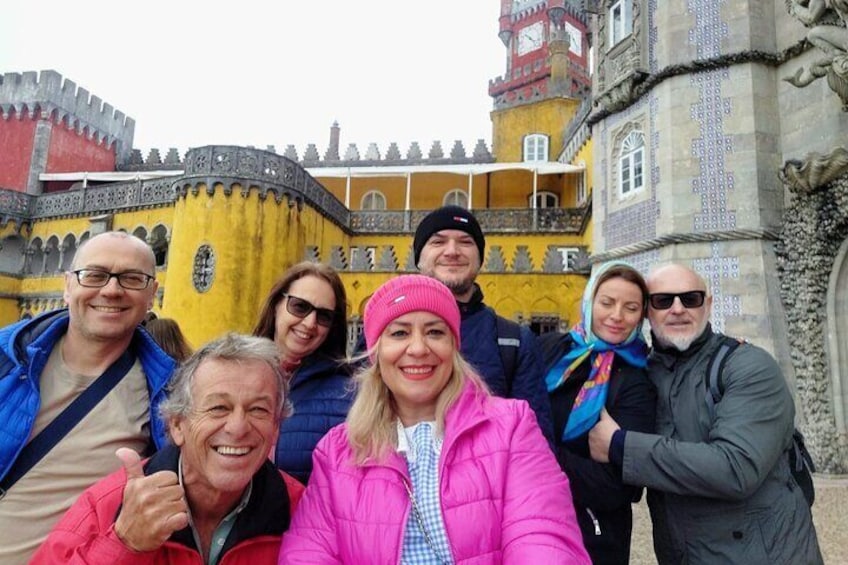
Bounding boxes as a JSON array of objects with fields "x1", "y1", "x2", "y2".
[
  {"x1": 0, "y1": 231, "x2": 176, "y2": 563},
  {"x1": 588, "y1": 263, "x2": 822, "y2": 564}
]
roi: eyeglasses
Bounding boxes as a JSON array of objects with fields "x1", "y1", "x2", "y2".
[
  {"x1": 649, "y1": 291, "x2": 706, "y2": 310},
  {"x1": 72, "y1": 269, "x2": 154, "y2": 290},
  {"x1": 283, "y1": 294, "x2": 335, "y2": 327}
]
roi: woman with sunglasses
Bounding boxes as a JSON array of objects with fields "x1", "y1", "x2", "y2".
[
  {"x1": 279, "y1": 275, "x2": 590, "y2": 564},
  {"x1": 253, "y1": 261, "x2": 353, "y2": 484},
  {"x1": 540, "y1": 261, "x2": 656, "y2": 564}
]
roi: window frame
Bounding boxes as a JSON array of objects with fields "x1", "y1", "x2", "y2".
[
  {"x1": 360, "y1": 190, "x2": 387, "y2": 210},
  {"x1": 618, "y1": 130, "x2": 645, "y2": 197},
  {"x1": 528, "y1": 191, "x2": 559, "y2": 208},
  {"x1": 608, "y1": 0, "x2": 633, "y2": 48},
  {"x1": 523, "y1": 133, "x2": 549, "y2": 162},
  {"x1": 443, "y1": 189, "x2": 469, "y2": 208}
]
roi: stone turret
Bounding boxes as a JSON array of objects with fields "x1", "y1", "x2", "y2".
[
  {"x1": 0, "y1": 70, "x2": 134, "y2": 165},
  {"x1": 0, "y1": 70, "x2": 135, "y2": 194}
]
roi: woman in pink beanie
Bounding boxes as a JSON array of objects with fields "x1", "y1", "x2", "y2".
[{"x1": 280, "y1": 275, "x2": 589, "y2": 564}]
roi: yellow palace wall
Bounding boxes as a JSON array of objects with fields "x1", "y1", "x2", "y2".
[
  {"x1": 1, "y1": 183, "x2": 590, "y2": 347},
  {"x1": 491, "y1": 98, "x2": 581, "y2": 162},
  {"x1": 342, "y1": 231, "x2": 588, "y2": 328}
]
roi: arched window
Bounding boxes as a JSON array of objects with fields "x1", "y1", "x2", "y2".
[
  {"x1": 361, "y1": 190, "x2": 386, "y2": 210},
  {"x1": 523, "y1": 134, "x2": 549, "y2": 162},
  {"x1": 443, "y1": 190, "x2": 468, "y2": 208},
  {"x1": 528, "y1": 191, "x2": 559, "y2": 208},
  {"x1": 618, "y1": 131, "x2": 645, "y2": 197}
]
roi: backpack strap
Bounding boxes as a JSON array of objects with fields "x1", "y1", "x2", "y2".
[
  {"x1": 0, "y1": 348, "x2": 136, "y2": 499},
  {"x1": 704, "y1": 335, "x2": 743, "y2": 420},
  {"x1": 495, "y1": 315, "x2": 521, "y2": 396}
]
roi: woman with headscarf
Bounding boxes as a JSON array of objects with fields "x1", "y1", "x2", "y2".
[{"x1": 541, "y1": 261, "x2": 656, "y2": 564}]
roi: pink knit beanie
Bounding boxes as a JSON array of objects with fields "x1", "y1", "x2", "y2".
[{"x1": 364, "y1": 275, "x2": 461, "y2": 352}]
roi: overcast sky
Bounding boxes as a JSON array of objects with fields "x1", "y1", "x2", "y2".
[{"x1": 1, "y1": 0, "x2": 507, "y2": 159}]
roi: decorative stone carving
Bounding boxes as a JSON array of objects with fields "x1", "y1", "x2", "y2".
[
  {"x1": 596, "y1": 0, "x2": 646, "y2": 107},
  {"x1": 542, "y1": 246, "x2": 565, "y2": 273},
  {"x1": 404, "y1": 245, "x2": 417, "y2": 271},
  {"x1": 328, "y1": 246, "x2": 347, "y2": 271},
  {"x1": 192, "y1": 244, "x2": 215, "y2": 293},
  {"x1": 512, "y1": 246, "x2": 533, "y2": 273},
  {"x1": 303, "y1": 246, "x2": 320, "y2": 263},
  {"x1": 350, "y1": 247, "x2": 372, "y2": 272},
  {"x1": 785, "y1": 0, "x2": 848, "y2": 110},
  {"x1": 485, "y1": 245, "x2": 508, "y2": 273},
  {"x1": 780, "y1": 146, "x2": 848, "y2": 193},
  {"x1": 777, "y1": 153, "x2": 848, "y2": 472},
  {"x1": 597, "y1": 71, "x2": 649, "y2": 114},
  {"x1": 375, "y1": 246, "x2": 398, "y2": 271}
]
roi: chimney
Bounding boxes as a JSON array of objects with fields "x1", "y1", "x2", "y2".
[{"x1": 325, "y1": 120, "x2": 341, "y2": 161}]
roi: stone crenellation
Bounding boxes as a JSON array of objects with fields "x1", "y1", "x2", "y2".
[
  {"x1": 509, "y1": 1, "x2": 587, "y2": 26},
  {"x1": 0, "y1": 70, "x2": 135, "y2": 164},
  {"x1": 119, "y1": 139, "x2": 495, "y2": 172}
]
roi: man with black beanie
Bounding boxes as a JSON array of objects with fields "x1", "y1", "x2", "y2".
[{"x1": 413, "y1": 206, "x2": 554, "y2": 443}]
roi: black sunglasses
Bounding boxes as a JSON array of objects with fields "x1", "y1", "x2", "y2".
[
  {"x1": 283, "y1": 294, "x2": 335, "y2": 327},
  {"x1": 649, "y1": 291, "x2": 706, "y2": 310}
]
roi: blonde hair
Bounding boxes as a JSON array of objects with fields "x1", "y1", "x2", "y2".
[{"x1": 346, "y1": 342, "x2": 489, "y2": 464}]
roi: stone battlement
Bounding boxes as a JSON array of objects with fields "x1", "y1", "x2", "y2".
[
  {"x1": 120, "y1": 139, "x2": 495, "y2": 172},
  {"x1": 0, "y1": 70, "x2": 134, "y2": 164}
]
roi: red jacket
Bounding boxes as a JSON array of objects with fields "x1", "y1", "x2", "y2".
[{"x1": 31, "y1": 445, "x2": 304, "y2": 565}]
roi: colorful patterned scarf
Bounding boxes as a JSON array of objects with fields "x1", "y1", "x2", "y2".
[{"x1": 545, "y1": 261, "x2": 648, "y2": 441}]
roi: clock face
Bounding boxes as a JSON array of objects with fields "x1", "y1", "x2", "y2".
[{"x1": 517, "y1": 22, "x2": 544, "y2": 56}]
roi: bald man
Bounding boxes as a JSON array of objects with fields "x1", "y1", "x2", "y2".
[
  {"x1": 0, "y1": 232, "x2": 176, "y2": 562},
  {"x1": 589, "y1": 264, "x2": 822, "y2": 564}
]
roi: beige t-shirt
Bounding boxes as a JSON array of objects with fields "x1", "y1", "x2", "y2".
[{"x1": 0, "y1": 340, "x2": 150, "y2": 563}]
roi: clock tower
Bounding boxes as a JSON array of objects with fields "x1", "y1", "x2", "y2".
[{"x1": 489, "y1": 1, "x2": 591, "y2": 161}]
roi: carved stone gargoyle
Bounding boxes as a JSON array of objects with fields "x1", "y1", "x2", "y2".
[
  {"x1": 784, "y1": 0, "x2": 848, "y2": 110},
  {"x1": 779, "y1": 146, "x2": 848, "y2": 194}
]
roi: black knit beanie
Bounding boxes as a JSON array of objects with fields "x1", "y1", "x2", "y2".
[{"x1": 412, "y1": 206, "x2": 486, "y2": 265}]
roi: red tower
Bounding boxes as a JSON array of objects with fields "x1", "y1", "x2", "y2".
[
  {"x1": 489, "y1": 0, "x2": 590, "y2": 109},
  {"x1": 0, "y1": 70, "x2": 134, "y2": 194}
]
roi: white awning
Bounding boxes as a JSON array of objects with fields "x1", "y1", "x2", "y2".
[{"x1": 38, "y1": 161, "x2": 584, "y2": 183}]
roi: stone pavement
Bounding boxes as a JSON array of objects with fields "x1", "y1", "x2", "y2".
[{"x1": 628, "y1": 475, "x2": 848, "y2": 564}]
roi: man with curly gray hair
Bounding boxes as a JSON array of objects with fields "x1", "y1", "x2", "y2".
[{"x1": 33, "y1": 333, "x2": 304, "y2": 564}]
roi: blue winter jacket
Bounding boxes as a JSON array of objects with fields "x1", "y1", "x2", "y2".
[
  {"x1": 275, "y1": 353, "x2": 353, "y2": 484},
  {"x1": 0, "y1": 309, "x2": 176, "y2": 483},
  {"x1": 459, "y1": 285, "x2": 554, "y2": 443}
]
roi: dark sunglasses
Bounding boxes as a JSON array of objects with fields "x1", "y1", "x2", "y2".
[
  {"x1": 649, "y1": 291, "x2": 706, "y2": 310},
  {"x1": 283, "y1": 294, "x2": 335, "y2": 327}
]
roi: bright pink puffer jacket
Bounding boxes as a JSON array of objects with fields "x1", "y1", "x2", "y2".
[{"x1": 279, "y1": 382, "x2": 590, "y2": 564}]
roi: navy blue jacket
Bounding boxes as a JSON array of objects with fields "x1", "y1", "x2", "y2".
[
  {"x1": 459, "y1": 285, "x2": 554, "y2": 443},
  {"x1": 0, "y1": 309, "x2": 175, "y2": 483},
  {"x1": 275, "y1": 353, "x2": 354, "y2": 484},
  {"x1": 541, "y1": 331, "x2": 656, "y2": 565}
]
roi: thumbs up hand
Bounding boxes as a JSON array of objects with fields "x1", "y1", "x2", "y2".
[{"x1": 114, "y1": 448, "x2": 189, "y2": 552}]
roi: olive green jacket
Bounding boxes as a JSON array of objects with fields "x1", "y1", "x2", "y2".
[{"x1": 622, "y1": 326, "x2": 822, "y2": 564}]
